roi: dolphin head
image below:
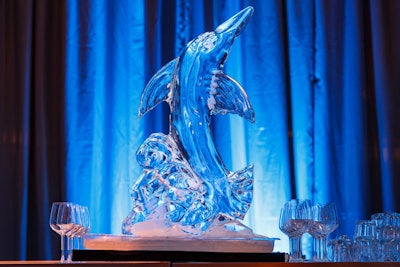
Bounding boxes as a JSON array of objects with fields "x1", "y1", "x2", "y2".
[
  {"x1": 185, "y1": 6, "x2": 254, "y2": 69},
  {"x1": 215, "y1": 6, "x2": 254, "y2": 41}
]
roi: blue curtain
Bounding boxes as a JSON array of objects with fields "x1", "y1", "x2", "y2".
[{"x1": 1, "y1": 0, "x2": 400, "y2": 260}]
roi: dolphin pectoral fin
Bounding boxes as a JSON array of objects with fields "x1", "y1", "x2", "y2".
[
  {"x1": 209, "y1": 72, "x2": 255, "y2": 123},
  {"x1": 138, "y1": 58, "x2": 178, "y2": 118},
  {"x1": 227, "y1": 164, "x2": 254, "y2": 219}
]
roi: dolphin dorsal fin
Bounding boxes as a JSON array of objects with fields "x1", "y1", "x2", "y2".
[
  {"x1": 208, "y1": 71, "x2": 255, "y2": 122},
  {"x1": 138, "y1": 58, "x2": 179, "y2": 118}
]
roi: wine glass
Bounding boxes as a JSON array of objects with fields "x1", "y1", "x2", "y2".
[
  {"x1": 49, "y1": 202, "x2": 76, "y2": 263},
  {"x1": 279, "y1": 199, "x2": 312, "y2": 262},
  {"x1": 67, "y1": 204, "x2": 85, "y2": 250},
  {"x1": 309, "y1": 202, "x2": 339, "y2": 262},
  {"x1": 75, "y1": 205, "x2": 91, "y2": 249}
]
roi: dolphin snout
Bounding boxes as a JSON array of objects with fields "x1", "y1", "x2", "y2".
[{"x1": 215, "y1": 6, "x2": 254, "y2": 37}]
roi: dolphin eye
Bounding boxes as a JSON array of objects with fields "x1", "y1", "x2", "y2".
[
  {"x1": 203, "y1": 39, "x2": 215, "y2": 49},
  {"x1": 202, "y1": 35, "x2": 217, "y2": 51}
]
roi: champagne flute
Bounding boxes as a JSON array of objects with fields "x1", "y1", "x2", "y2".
[
  {"x1": 309, "y1": 202, "x2": 339, "y2": 261},
  {"x1": 279, "y1": 199, "x2": 312, "y2": 262},
  {"x1": 49, "y1": 202, "x2": 76, "y2": 263}
]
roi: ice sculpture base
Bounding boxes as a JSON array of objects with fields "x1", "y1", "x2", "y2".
[{"x1": 83, "y1": 234, "x2": 277, "y2": 253}]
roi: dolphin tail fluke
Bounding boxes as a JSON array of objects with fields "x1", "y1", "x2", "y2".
[
  {"x1": 227, "y1": 164, "x2": 254, "y2": 219},
  {"x1": 138, "y1": 58, "x2": 178, "y2": 118},
  {"x1": 209, "y1": 71, "x2": 255, "y2": 123}
]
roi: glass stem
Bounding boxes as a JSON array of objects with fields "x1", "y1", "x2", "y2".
[
  {"x1": 314, "y1": 236, "x2": 328, "y2": 261},
  {"x1": 60, "y1": 235, "x2": 67, "y2": 263},
  {"x1": 77, "y1": 236, "x2": 81, "y2": 249},
  {"x1": 66, "y1": 237, "x2": 73, "y2": 262},
  {"x1": 289, "y1": 236, "x2": 303, "y2": 262}
]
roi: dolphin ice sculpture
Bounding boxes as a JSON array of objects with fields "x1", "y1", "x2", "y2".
[{"x1": 123, "y1": 7, "x2": 257, "y2": 237}]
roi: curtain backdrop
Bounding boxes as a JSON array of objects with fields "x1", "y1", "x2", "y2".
[{"x1": 1, "y1": 0, "x2": 400, "y2": 260}]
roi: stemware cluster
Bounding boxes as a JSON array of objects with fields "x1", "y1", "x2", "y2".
[
  {"x1": 49, "y1": 202, "x2": 91, "y2": 263},
  {"x1": 279, "y1": 199, "x2": 338, "y2": 262},
  {"x1": 373, "y1": 212, "x2": 400, "y2": 262},
  {"x1": 329, "y1": 212, "x2": 400, "y2": 262}
]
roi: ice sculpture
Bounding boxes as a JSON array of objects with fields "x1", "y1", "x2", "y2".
[{"x1": 122, "y1": 7, "x2": 257, "y2": 238}]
